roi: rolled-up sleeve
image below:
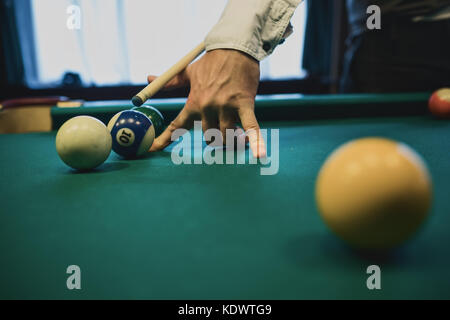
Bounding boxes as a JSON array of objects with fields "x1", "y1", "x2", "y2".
[{"x1": 205, "y1": 0, "x2": 303, "y2": 61}]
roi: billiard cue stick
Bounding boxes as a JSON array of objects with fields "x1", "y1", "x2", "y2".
[{"x1": 131, "y1": 41, "x2": 206, "y2": 107}]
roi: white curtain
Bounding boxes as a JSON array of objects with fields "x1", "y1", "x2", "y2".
[{"x1": 26, "y1": 0, "x2": 306, "y2": 87}]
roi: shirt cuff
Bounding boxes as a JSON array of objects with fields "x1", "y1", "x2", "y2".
[{"x1": 205, "y1": 0, "x2": 303, "y2": 61}]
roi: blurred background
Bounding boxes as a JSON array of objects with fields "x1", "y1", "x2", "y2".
[
  {"x1": 1, "y1": 0, "x2": 326, "y2": 100},
  {"x1": 1, "y1": 0, "x2": 352, "y2": 102},
  {"x1": 19, "y1": 0, "x2": 307, "y2": 87}
]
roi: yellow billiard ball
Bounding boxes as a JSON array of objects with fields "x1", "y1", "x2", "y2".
[{"x1": 315, "y1": 138, "x2": 432, "y2": 250}]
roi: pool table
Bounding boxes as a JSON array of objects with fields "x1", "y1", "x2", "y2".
[{"x1": 1, "y1": 93, "x2": 449, "y2": 300}]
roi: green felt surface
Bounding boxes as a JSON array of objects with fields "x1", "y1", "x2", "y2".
[
  {"x1": 50, "y1": 93, "x2": 431, "y2": 130},
  {"x1": 0, "y1": 116, "x2": 449, "y2": 299}
]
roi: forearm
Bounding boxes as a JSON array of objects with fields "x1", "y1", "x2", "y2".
[{"x1": 205, "y1": 0, "x2": 303, "y2": 61}]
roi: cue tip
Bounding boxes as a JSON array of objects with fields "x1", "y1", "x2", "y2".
[{"x1": 132, "y1": 96, "x2": 144, "y2": 107}]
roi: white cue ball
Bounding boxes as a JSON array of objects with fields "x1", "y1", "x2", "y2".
[{"x1": 56, "y1": 116, "x2": 112, "y2": 170}]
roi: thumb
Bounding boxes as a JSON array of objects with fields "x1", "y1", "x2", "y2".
[{"x1": 147, "y1": 67, "x2": 190, "y2": 90}]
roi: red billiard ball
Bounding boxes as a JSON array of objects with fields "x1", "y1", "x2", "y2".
[{"x1": 428, "y1": 88, "x2": 450, "y2": 118}]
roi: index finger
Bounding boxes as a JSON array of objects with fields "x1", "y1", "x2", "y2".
[{"x1": 149, "y1": 99, "x2": 200, "y2": 152}]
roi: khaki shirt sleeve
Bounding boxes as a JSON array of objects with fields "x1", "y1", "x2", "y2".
[{"x1": 205, "y1": 0, "x2": 303, "y2": 61}]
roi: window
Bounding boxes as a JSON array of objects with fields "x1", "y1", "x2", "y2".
[{"x1": 22, "y1": 0, "x2": 307, "y2": 88}]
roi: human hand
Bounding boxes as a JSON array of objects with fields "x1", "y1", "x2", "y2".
[{"x1": 147, "y1": 49, "x2": 266, "y2": 158}]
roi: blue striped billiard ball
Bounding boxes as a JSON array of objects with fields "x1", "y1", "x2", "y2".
[
  {"x1": 131, "y1": 106, "x2": 165, "y2": 137},
  {"x1": 107, "y1": 110, "x2": 155, "y2": 158}
]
